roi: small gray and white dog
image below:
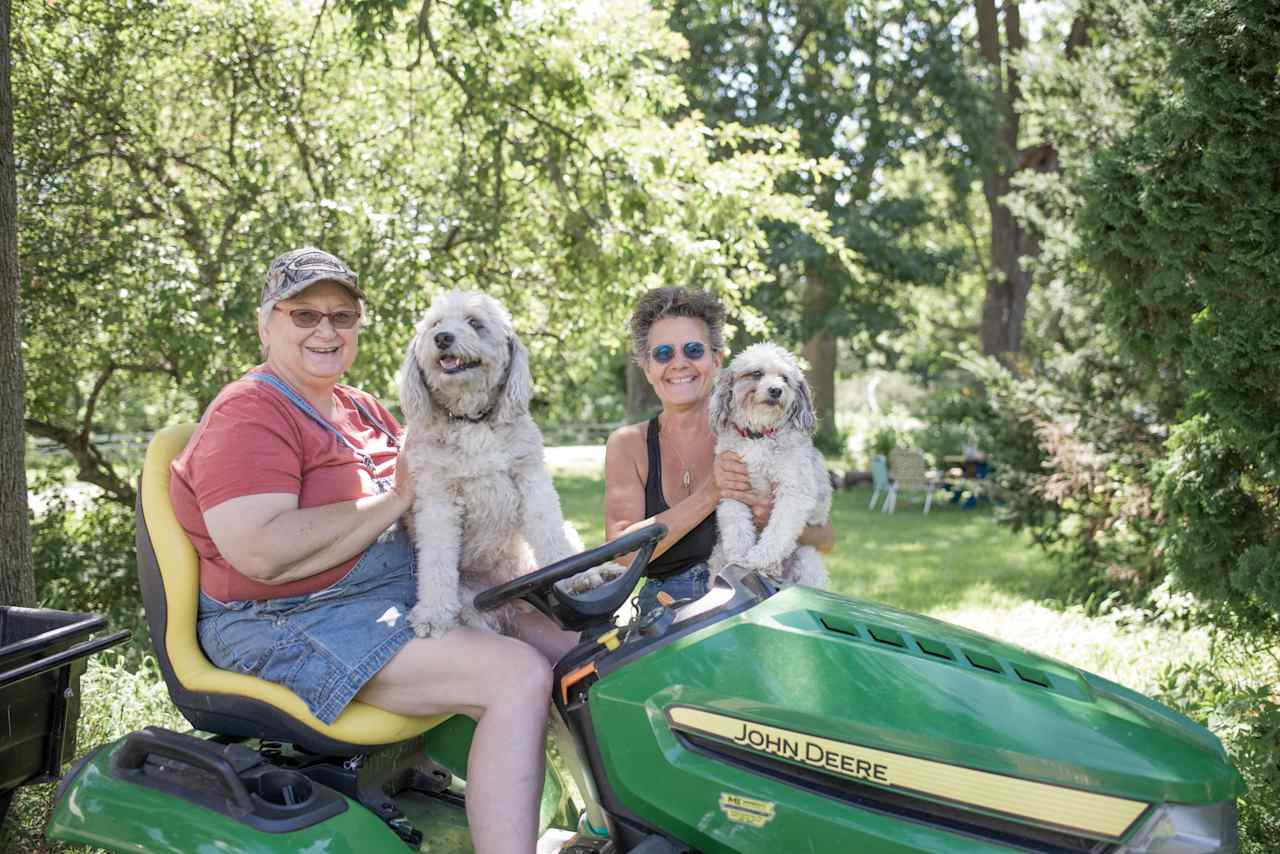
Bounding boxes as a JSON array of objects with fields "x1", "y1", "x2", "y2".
[
  {"x1": 399, "y1": 290, "x2": 614, "y2": 637},
  {"x1": 708, "y1": 343, "x2": 831, "y2": 589}
]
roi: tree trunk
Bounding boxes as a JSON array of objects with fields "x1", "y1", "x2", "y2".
[
  {"x1": 976, "y1": 0, "x2": 1033, "y2": 359},
  {"x1": 802, "y1": 264, "x2": 838, "y2": 449},
  {"x1": 979, "y1": 178, "x2": 1033, "y2": 355},
  {"x1": 974, "y1": 1, "x2": 1085, "y2": 359},
  {"x1": 625, "y1": 360, "x2": 660, "y2": 423},
  {"x1": 0, "y1": 0, "x2": 36, "y2": 607}
]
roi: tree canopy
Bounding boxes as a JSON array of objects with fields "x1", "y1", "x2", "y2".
[
  {"x1": 16, "y1": 0, "x2": 837, "y2": 503},
  {"x1": 664, "y1": 0, "x2": 978, "y2": 442}
]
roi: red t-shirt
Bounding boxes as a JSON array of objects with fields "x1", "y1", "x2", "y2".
[{"x1": 170, "y1": 367, "x2": 402, "y2": 601}]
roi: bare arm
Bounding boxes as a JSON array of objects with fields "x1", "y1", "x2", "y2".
[
  {"x1": 203, "y1": 463, "x2": 413, "y2": 586},
  {"x1": 604, "y1": 427, "x2": 721, "y2": 565},
  {"x1": 799, "y1": 521, "x2": 835, "y2": 553}
]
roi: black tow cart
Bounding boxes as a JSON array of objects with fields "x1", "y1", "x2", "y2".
[{"x1": 0, "y1": 606, "x2": 130, "y2": 825}]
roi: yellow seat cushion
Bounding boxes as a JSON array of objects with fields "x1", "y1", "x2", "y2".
[{"x1": 142, "y1": 423, "x2": 448, "y2": 745}]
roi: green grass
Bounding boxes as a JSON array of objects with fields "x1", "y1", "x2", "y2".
[
  {"x1": 825, "y1": 486, "x2": 1057, "y2": 614},
  {"x1": 558, "y1": 472, "x2": 1055, "y2": 604},
  {"x1": 555, "y1": 473, "x2": 612, "y2": 549},
  {"x1": 555, "y1": 470, "x2": 1055, "y2": 613}
]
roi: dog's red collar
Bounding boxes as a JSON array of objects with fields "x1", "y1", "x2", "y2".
[{"x1": 735, "y1": 426, "x2": 777, "y2": 439}]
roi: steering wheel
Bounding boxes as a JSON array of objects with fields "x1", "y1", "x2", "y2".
[{"x1": 473, "y1": 524, "x2": 666, "y2": 633}]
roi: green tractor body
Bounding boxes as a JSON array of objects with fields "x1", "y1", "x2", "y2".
[
  {"x1": 44, "y1": 573, "x2": 1241, "y2": 853},
  {"x1": 583, "y1": 587, "x2": 1240, "y2": 852}
]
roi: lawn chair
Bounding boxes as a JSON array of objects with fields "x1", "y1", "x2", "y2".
[
  {"x1": 869, "y1": 454, "x2": 896, "y2": 512},
  {"x1": 886, "y1": 448, "x2": 938, "y2": 514}
]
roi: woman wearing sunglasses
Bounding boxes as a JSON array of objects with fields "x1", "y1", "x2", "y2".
[
  {"x1": 604, "y1": 287, "x2": 835, "y2": 614},
  {"x1": 170, "y1": 247, "x2": 573, "y2": 854}
]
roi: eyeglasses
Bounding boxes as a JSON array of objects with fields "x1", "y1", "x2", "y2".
[
  {"x1": 275, "y1": 307, "x2": 362, "y2": 329},
  {"x1": 651, "y1": 341, "x2": 708, "y2": 363}
]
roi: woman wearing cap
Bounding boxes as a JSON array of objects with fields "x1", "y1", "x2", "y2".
[
  {"x1": 604, "y1": 287, "x2": 834, "y2": 613},
  {"x1": 171, "y1": 248, "x2": 570, "y2": 854}
]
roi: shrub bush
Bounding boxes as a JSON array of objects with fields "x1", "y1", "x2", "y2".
[
  {"x1": 1080, "y1": 0, "x2": 1280, "y2": 630},
  {"x1": 30, "y1": 483, "x2": 152, "y2": 667},
  {"x1": 839, "y1": 409, "x2": 925, "y2": 471},
  {"x1": 1152, "y1": 627, "x2": 1280, "y2": 851},
  {"x1": 867, "y1": 425, "x2": 899, "y2": 459},
  {"x1": 942, "y1": 350, "x2": 1168, "y2": 610}
]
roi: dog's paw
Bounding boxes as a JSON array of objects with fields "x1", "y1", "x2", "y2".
[
  {"x1": 408, "y1": 602, "x2": 459, "y2": 638},
  {"x1": 742, "y1": 544, "x2": 788, "y2": 571},
  {"x1": 599, "y1": 561, "x2": 627, "y2": 582},
  {"x1": 565, "y1": 561, "x2": 626, "y2": 594},
  {"x1": 565, "y1": 568, "x2": 604, "y2": 594},
  {"x1": 458, "y1": 603, "x2": 500, "y2": 632},
  {"x1": 739, "y1": 554, "x2": 784, "y2": 576}
]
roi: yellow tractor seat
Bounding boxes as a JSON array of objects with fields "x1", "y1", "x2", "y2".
[{"x1": 136, "y1": 423, "x2": 449, "y2": 755}]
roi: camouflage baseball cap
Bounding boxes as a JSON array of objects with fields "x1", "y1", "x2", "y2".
[{"x1": 261, "y1": 247, "x2": 364, "y2": 305}]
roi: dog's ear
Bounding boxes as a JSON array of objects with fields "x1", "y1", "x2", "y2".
[
  {"x1": 708, "y1": 367, "x2": 735, "y2": 433},
  {"x1": 399, "y1": 333, "x2": 433, "y2": 424},
  {"x1": 494, "y1": 334, "x2": 531, "y2": 421},
  {"x1": 788, "y1": 370, "x2": 817, "y2": 434}
]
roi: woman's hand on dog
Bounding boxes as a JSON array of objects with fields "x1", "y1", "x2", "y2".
[
  {"x1": 713, "y1": 452, "x2": 752, "y2": 498},
  {"x1": 392, "y1": 449, "x2": 416, "y2": 532},
  {"x1": 714, "y1": 452, "x2": 772, "y2": 529}
]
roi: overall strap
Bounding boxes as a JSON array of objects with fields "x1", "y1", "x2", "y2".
[
  {"x1": 335, "y1": 385, "x2": 399, "y2": 448},
  {"x1": 246, "y1": 373, "x2": 385, "y2": 473}
]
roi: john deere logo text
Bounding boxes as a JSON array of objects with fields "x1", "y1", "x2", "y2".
[
  {"x1": 666, "y1": 704, "x2": 1150, "y2": 840},
  {"x1": 729, "y1": 720, "x2": 890, "y2": 784}
]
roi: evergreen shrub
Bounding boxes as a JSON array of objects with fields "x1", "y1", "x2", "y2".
[{"x1": 1080, "y1": 0, "x2": 1280, "y2": 631}]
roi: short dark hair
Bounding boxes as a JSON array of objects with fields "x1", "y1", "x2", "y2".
[{"x1": 628, "y1": 287, "x2": 726, "y2": 364}]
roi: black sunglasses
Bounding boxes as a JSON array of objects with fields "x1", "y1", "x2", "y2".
[
  {"x1": 651, "y1": 341, "x2": 708, "y2": 363},
  {"x1": 276, "y1": 307, "x2": 362, "y2": 329}
]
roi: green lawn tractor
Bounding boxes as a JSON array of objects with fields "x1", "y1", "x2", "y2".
[{"x1": 37, "y1": 425, "x2": 1242, "y2": 852}]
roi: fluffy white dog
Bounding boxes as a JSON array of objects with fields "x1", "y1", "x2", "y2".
[
  {"x1": 398, "y1": 290, "x2": 612, "y2": 637},
  {"x1": 708, "y1": 342, "x2": 831, "y2": 589}
]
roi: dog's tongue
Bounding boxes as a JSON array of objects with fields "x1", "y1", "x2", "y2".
[{"x1": 440, "y1": 355, "x2": 462, "y2": 371}]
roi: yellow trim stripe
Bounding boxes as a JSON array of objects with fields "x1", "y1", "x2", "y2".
[{"x1": 667, "y1": 705, "x2": 1148, "y2": 839}]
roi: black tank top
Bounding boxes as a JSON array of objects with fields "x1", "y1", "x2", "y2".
[{"x1": 644, "y1": 418, "x2": 718, "y2": 579}]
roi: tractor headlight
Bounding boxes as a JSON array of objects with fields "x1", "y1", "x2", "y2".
[{"x1": 1117, "y1": 801, "x2": 1238, "y2": 854}]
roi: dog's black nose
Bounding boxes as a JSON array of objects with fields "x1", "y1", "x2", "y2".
[
  {"x1": 768, "y1": 386, "x2": 783, "y2": 399},
  {"x1": 434, "y1": 331, "x2": 455, "y2": 349}
]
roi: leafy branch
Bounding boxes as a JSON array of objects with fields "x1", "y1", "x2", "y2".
[{"x1": 25, "y1": 361, "x2": 177, "y2": 507}]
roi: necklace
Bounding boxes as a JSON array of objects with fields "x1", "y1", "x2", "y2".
[
  {"x1": 669, "y1": 441, "x2": 694, "y2": 494},
  {"x1": 661, "y1": 417, "x2": 710, "y2": 495}
]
